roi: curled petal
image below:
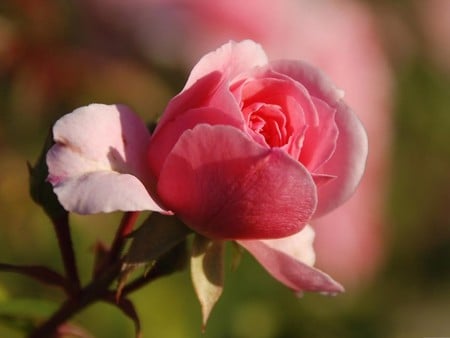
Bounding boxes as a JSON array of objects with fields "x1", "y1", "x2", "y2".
[
  {"x1": 238, "y1": 226, "x2": 344, "y2": 293},
  {"x1": 299, "y1": 97, "x2": 339, "y2": 172},
  {"x1": 269, "y1": 60, "x2": 345, "y2": 106},
  {"x1": 51, "y1": 172, "x2": 160, "y2": 214},
  {"x1": 184, "y1": 40, "x2": 268, "y2": 90},
  {"x1": 313, "y1": 101, "x2": 368, "y2": 217},
  {"x1": 47, "y1": 104, "x2": 165, "y2": 214},
  {"x1": 156, "y1": 124, "x2": 317, "y2": 239},
  {"x1": 269, "y1": 60, "x2": 368, "y2": 216},
  {"x1": 153, "y1": 71, "x2": 225, "y2": 132},
  {"x1": 259, "y1": 225, "x2": 317, "y2": 266},
  {"x1": 149, "y1": 103, "x2": 244, "y2": 180}
]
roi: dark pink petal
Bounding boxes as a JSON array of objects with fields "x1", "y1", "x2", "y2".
[
  {"x1": 148, "y1": 105, "x2": 243, "y2": 180},
  {"x1": 183, "y1": 40, "x2": 268, "y2": 90},
  {"x1": 47, "y1": 104, "x2": 165, "y2": 214},
  {"x1": 153, "y1": 71, "x2": 226, "y2": 131},
  {"x1": 238, "y1": 227, "x2": 344, "y2": 293},
  {"x1": 149, "y1": 71, "x2": 246, "y2": 179},
  {"x1": 156, "y1": 124, "x2": 317, "y2": 240}
]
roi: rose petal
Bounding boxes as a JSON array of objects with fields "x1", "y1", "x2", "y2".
[
  {"x1": 269, "y1": 60, "x2": 345, "y2": 106},
  {"x1": 50, "y1": 104, "x2": 150, "y2": 179},
  {"x1": 150, "y1": 72, "x2": 246, "y2": 179},
  {"x1": 240, "y1": 67, "x2": 320, "y2": 127},
  {"x1": 51, "y1": 171, "x2": 162, "y2": 214},
  {"x1": 313, "y1": 101, "x2": 368, "y2": 217},
  {"x1": 149, "y1": 107, "x2": 236, "y2": 180},
  {"x1": 299, "y1": 97, "x2": 339, "y2": 172},
  {"x1": 259, "y1": 225, "x2": 317, "y2": 266},
  {"x1": 238, "y1": 226, "x2": 344, "y2": 293},
  {"x1": 154, "y1": 71, "x2": 228, "y2": 132},
  {"x1": 269, "y1": 60, "x2": 368, "y2": 216},
  {"x1": 156, "y1": 124, "x2": 317, "y2": 239},
  {"x1": 47, "y1": 103, "x2": 165, "y2": 214},
  {"x1": 183, "y1": 40, "x2": 268, "y2": 90}
]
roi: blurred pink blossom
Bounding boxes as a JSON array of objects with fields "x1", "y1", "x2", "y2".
[
  {"x1": 416, "y1": 0, "x2": 450, "y2": 72},
  {"x1": 80, "y1": 0, "x2": 393, "y2": 287}
]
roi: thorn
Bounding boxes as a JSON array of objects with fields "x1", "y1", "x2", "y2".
[{"x1": 115, "y1": 264, "x2": 135, "y2": 302}]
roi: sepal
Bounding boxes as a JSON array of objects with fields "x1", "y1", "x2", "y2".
[
  {"x1": 28, "y1": 130, "x2": 67, "y2": 220},
  {"x1": 190, "y1": 235, "x2": 224, "y2": 330}
]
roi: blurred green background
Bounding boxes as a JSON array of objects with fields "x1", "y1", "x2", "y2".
[{"x1": 1, "y1": 0, "x2": 450, "y2": 337}]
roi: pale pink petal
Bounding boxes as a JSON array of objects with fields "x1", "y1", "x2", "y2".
[
  {"x1": 183, "y1": 40, "x2": 268, "y2": 90},
  {"x1": 156, "y1": 124, "x2": 317, "y2": 239},
  {"x1": 52, "y1": 172, "x2": 161, "y2": 214},
  {"x1": 46, "y1": 103, "x2": 165, "y2": 214},
  {"x1": 313, "y1": 191, "x2": 384, "y2": 288},
  {"x1": 238, "y1": 226, "x2": 344, "y2": 293},
  {"x1": 260, "y1": 225, "x2": 317, "y2": 266}
]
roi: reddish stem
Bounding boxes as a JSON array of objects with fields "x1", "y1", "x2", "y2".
[
  {"x1": 29, "y1": 212, "x2": 141, "y2": 337},
  {"x1": 108, "y1": 212, "x2": 140, "y2": 264},
  {"x1": 28, "y1": 262, "x2": 121, "y2": 338},
  {"x1": 52, "y1": 214, "x2": 80, "y2": 294}
]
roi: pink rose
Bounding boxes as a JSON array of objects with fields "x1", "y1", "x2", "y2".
[
  {"x1": 47, "y1": 40, "x2": 367, "y2": 294},
  {"x1": 147, "y1": 40, "x2": 368, "y2": 240},
  {"x1": 78, "y1": 0, "x2": 391, "y2": 287}
]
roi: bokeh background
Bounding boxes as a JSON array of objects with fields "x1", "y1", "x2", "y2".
[{"x1": 1, "y1": 0, "x2": 449, "y2": 337}]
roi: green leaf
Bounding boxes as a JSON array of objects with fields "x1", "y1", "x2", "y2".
[
  {"x1": 191, "y1": 235, "x2": 225, "y2": 330},
  {"x1": 118, "y1": 214, "x2": 191, "y2": 298},
  {"x1": 28, "y1": 130, "x2": 67, "y2": 220},
  {"x1": 124, "y1": 213, "x2": 191, "y2": 266},
  {"x1": 117, "y1": 241, "x2": 189, "y2": 299}
]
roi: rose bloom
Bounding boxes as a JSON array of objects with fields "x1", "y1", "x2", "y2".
[
  {"x1": 78, "y1": 0, "x2": 391, "y2": 287},
  {"x1": 47, "y1": 40, "x2": 367, "y2": 294}
]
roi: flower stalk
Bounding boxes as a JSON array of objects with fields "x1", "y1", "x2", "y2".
[{"x1": 51, "y1": 213, "x2": 81, "y2": 294}]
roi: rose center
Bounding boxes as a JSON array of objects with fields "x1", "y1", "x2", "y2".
[{"x1": 244, "y1": 103, "x2": 287, "y2": 147}]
